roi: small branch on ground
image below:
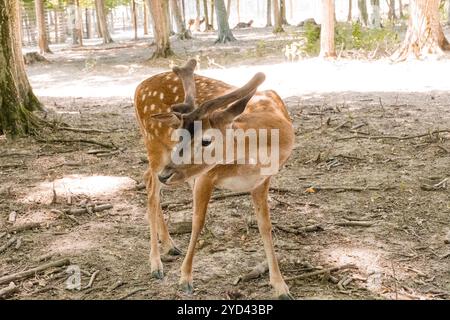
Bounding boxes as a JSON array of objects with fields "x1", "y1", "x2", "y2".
[
  {"x1": 337, "y1": 129, "x2": 450, "y2": 141},
  {"x1": 0, "y1": 282, "x2": 18, "y2": 299},
  {"x1": 285, "y1": 264, "x2": 357, "y2": 282},
  {"x1": 35, "y1": 137, "x2": 117, "y2": 150},
  {"x1": 0, "y1": 258, "x2": 71, "y2": 285},
  {"x1": 335, "y1": 221, "x2": 375, "y2": 227}
]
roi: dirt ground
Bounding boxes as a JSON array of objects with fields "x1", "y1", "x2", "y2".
[{"x1": 1, "y1": 27, "x2": 450, "y2": 300}]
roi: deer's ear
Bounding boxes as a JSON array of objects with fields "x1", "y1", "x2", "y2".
[
  {"x1": 213, "y1": 91, "x2": 255, "y2": 124},
  {"x1": 151, "y1": 112, "x2": 182, "y2": 128},
  {"x1": 171, "y1": 103, "x2": 194, "y2": 114}
]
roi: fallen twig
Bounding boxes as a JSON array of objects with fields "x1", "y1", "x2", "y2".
[
  {"x1": 285, "y1": 264, "x2": 357, "y2": 282},
  {"x1": 35, "y1": 138, "x2": 117, "y2": 150},
  {"x1": 0, "y1": 282, "x2": 18, "y2": 299},
  {"x1": 0, "y1": 236, "x2": 18, "y2": 253},
  {"x1": 56, "y1": 126, "x2": 112, "y2": 134},
  {"x1": 0, "y1": 258, "x2": 71, "y2": 285},
  {"x1": 84, "y1": 270, "x2": 100, "y2": 289},
  {"x1": 118, "y1": 288, "x2": 147, "y2": 300},
  {"x1": 65, "y1": 204, "x2": 113, "y2": 215},
  {"x1": 335, "y1": 221, "x2": 375, "y2": 227},
  {"x1": 337, "y1": 129, "x2": 450, "y2": 141}
]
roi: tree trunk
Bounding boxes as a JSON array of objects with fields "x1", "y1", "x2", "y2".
[
  {"x1": 170, "y1": 0, "x2": 191, "y2": 38},
  {"x1": 266, "y1": 0, "x2": 272, "y2": 27},
  {"x1": 203, "y1": 0, "x2": 211, "y2": 30},
  {"x1": 132, "y1": 0, "x2": 138, "y2": 40},
  {"x1": 144, "y1": 1, "x2": 149, "y2": 35},
  {"x1": 237, "y1": 0, "x2": 240, "y2": 22},
  {"x1": 399, "y1": 0, "x2": 404, "y2": 18},
  {"x1": 370, "y1": 0, "x2": 381, "y2": 28},
  {"x1": 227, "y1": 0, "x2": 231, "y2": 19},
  {"x1": 320, "y1": 0, "x2": 336, "y2": 58},
  {"x1": 280, "y1": 0, "x2": 288, "y2": 25},
  {"x1": 75, "y1": 0, "x2": 83, "y2": 46},
  {"x1": 447, "y1": 0, "x2": 450, "y2": 26},
  {"x1": 388, "y1": 0, "x2": 396, "y2": 21},
  {"x1": 54, "y1": 9, "x2": 59, "y2": 43},
  {"x1": 149, "y1": 0, "x2": 174, "y2": 58},
  {"x1": 35, "y1": 0, "x2": 51, "y2": 53},
  {"x1": 357, "y1": 0, "x2": 368, "y2": 26},
  {"x1": 215, "y1": 0, "x2": 236, "y2": 43},
  {"x1": 347, "y1": 0, "x2": 352, "y2": 22},
  {"x1": 273, "y1": 0, "x2": 284, "y2": 33},
  {"x1": 210, "y1": 0, "x2": 215, "y2": 28},
  {"x1": 0, "y1": 0, "x2": 41, "y2": 135},
  {"x1": 95, "y1": 0, "x2": 113, "y2": 44},
  {"x1": 195, "y1": 0, "x2": 201, "y2": 31},
  {"x1": 85, "y1": 8, "x2": 93, "y2": 39},
  {"x1": 392, "y1": 0, "x2": 450, "y2": 61}
]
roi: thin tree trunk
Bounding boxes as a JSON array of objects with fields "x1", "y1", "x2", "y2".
[
  {"x1": 54, "y1": 9, "x2": 59, "y2": 43},
  {"x1": 195, "y1": 0, "x2": 201, "y2": 31},
  {"x1": 388, "y1": 0, "x2": 396, "y2": 21},
  {"x1": 203, "y1": 0, "x2": 211, "y2": 30},
  {"x1": 75, "y1": 0, "x2": 83, "y2": 46},
  {"x1": 347, "y1": 0, "x2": 352, "y2": 22},
  {"x1": 86, "y1": 8, "x2": 93, "y2": 39},
  {"x1": 447, "y1": 0, "x2": 450, "y2": 25},
  {"x1": 35, "y1": 0, "x2": 52, "y2": 53},
  {"x1": 227, "y1": 0, "x2": 231, "y2": 19},
  {"x1": 320, "y1": 0, "x2": 336, "y2": 58},
  {"x1": 370, "y1": 0, "x2": 381, "y2": 28},
  {"x1": 392, "y1": 0, "x2": 450, "y2": 61},
  {"x1": 144, "y1": 1, "x2": 149, "y2": 35},
  {"x1": 95, "y1": 0, "x2": 113, "y2": 43},
  {"x1": 357, "y1": 0, "x2": 368, "y2": 26},
  {"x1": 170, "y1": 0, "x2": 191, "y2": 38},
  {"x1": 149, "y1": 0, "x2": 174, "y2": 58},
  {"x1": 237, "y1": 0, "x2": 240, "y2": 22},
  {"x1": 399, "y1": 0, "x2": 404, "y2": 18},
  {"x1": 280, "y1": 0, "x2": 288, "y2": 25},
  {"x1": 266, "y1": 0, "x2": 272, "y2": 26},
  {"x1": 132, "y1": 0, "x2": 138, "y2": 40},
  {"x1": 211, "y1": 0, "x2": 215, "y2": 28},
  {"x1": 215, "y1": 0, "x2": 236, "y2": 43},
  {"x1": 0, "y1": 0, "x2": 41, "y2": 135},
  {"x1": 273, "y1": 0, "x2": 284, "y2": 33}
]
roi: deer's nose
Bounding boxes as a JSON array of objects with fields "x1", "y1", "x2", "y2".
[{"x1": 158, "y1": 169, "x2": 174, "y2": 184}]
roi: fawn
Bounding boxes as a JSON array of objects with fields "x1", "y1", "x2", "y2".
[{"x1": 134, "y1": 59, "x2": 295, "y2": 299}]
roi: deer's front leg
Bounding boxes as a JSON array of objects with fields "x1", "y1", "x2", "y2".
[
  {"x1": 145, "y1": 170, "x2": 164, "y2": 279},
  {"x1": 179, "y1": 175, "x2": 213, "y2": 294},
  {"x1": 251, "y1": 178, "x2": 293, "y2": 300}
]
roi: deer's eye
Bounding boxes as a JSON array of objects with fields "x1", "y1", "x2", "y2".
[{"x1": 202, "y1": 138, "x2": 212, "y2": 147}]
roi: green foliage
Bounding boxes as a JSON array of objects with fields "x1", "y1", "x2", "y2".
[{"x1": 292, "y1": 22, "x2": 400, "y2": 58}]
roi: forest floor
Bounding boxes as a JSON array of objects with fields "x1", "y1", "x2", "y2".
[{"x1": 1, "y1": 27, "x2": 450, "y2": 300}]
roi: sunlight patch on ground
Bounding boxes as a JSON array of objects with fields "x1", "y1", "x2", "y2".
[
  {"x1": 29, "y1": 59, "x2": 450, "y2": 99},
  {"x1": 20, "y1": 174, "x2": 136, "y2": 204}
]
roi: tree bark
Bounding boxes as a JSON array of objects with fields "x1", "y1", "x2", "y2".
[
  {"x1": 266, "y1": 0, "x2": 272, "y2": 27},
  {"x1": 320, "y1": 0, "x2": 336, "y2": 58},
  {"x1": 357, "y1": 0, "x2": 368, "y2": 26},
  {"x1": 203, "y1": 0, "x2": 212, "y2": 30},
  {"x1": 170, "y1": 0, "x2": 192, "y2": 38},
  {"x1": 210, "y1": 0, "x2": 215, "y2": 28},
  {"x1": 227, "y1": 0, "x2": 231, "y2": 19},
  {"x1": 392, "y1": 0, "x2": 450, "y2": 61},
  {"x1": 273, "y1": 0, "x2": 284, "y2": 33},
  {"x1": 237, "y1": 0, "x2": 240, "y2": 22},
  {"x1": 95, "y1": 0, "x2": 113, "y2": 44},
  {"x1": 447, "y1": 0, "x2": 450, "y2": 26},
  {"x1": 149, "y1": 0, "x2": 174, "y2": 57},
  {"x1": 370, "y1": 0, "x2": 381, "y2": 28},
  {"x1": 347, "y1": 0, "x2": 352, "y2": 22},
  {"x1": 85, "y1": 8, "x2": 93, "y2": 39},
  {"x1": 35, "y1": 0, "x2": 51, "y2": 53},
  {"x1": 399, "y1": 0, "x2": 404, "y2": 18},
  {"x1": 215, "y1": 0, "x2": 236, "y2": 43},
  {"x1": 0, "y1": 0, "x2": 41, "y2": 135}
]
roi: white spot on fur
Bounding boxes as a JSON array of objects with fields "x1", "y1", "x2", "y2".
[
  {"x1": 172, "y1": 86, "x2": 178, "y2": 93},
  {"x1": 150, "y1": 104, "x2": 155, "y2": 111},
  {"x1": 142, "y1": 94, "x2": 146, "y2": 101},
  {"x1": 152, "y1": 91, "x2": 157, "y2": 96},
  {"x1": 144, "y1": 105, "x2": 148, "y2": 113},
  {"x1": 160, "y1": 92, "x2": 164, "y2": 100},
  {"x1": 174, "y1": 95, "x2": 179, "y2": 102}
]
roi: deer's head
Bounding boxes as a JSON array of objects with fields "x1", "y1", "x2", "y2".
[{"x1": 152, "y1": 59, "x2": 265, "y2": 186}]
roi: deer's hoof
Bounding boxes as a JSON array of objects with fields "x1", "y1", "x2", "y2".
[
  {"x1": 180, "y1": 281, "x2": 193, "y2": 294},
  {"x1": 151, "y1": 269, "x2": 164, "y2": 280},
  {"x1": 168, "y1": 246, "x2": 182, "y2": 256},
  {"x1": 278, "y1": 292, "x2": 295, "y2": 300}
]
